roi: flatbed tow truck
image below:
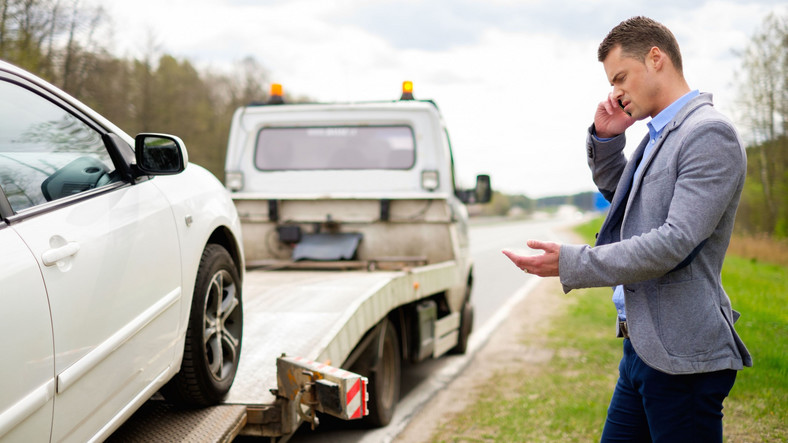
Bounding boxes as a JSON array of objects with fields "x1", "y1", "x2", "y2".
[{"x1": 110, "y1": 82, "x2": 490, "y2": 442}]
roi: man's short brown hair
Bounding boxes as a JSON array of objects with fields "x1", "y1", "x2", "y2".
[{"x1": 598, "y1": 16, "x2": 684, "y2": 73}]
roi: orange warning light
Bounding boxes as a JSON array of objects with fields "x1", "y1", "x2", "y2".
[
  {"x1": 268, "y1": 83, "x2": 284, "y2": 104},
  {"x1": 400, "y1": 81, "x2": 414, "y2": 100},
  {"x1": 270, "y1": 83, "x2": 283, "y2": 96}
]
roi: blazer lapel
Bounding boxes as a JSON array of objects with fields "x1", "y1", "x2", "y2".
[{"x1": 629, "y1": 129, "x2": 670, "y2": 200}]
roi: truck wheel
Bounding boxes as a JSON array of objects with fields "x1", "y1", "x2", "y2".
[
  {"x1": 352, "y1": 319, "x2": 401, "y2": 427},
  {"x1": 450, "y1": 298, "x2": 474, "y2": 354},
  {"x1": 162, "y1": 244, "x2": 243, "y2": 407}
]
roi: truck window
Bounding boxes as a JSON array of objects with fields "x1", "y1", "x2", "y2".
[{"x1": 254, "y1": 125, "x2": 415, "y2": 171}]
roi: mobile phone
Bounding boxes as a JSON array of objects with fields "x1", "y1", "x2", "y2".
[{"x1": 618, "y1": 99, "x2": 631, "y2": 116}]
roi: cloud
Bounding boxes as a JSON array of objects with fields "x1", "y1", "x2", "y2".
[
  {"x1": 103, "y1": 0, "x2": 786, "y2": 197},
  {"x1": 331, "y1": 0, "x2": 743, "y2": 53}
]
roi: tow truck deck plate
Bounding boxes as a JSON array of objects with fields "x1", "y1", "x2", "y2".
[{"x1": 107, "y1": 402, "x2": 246, "y2": 443}]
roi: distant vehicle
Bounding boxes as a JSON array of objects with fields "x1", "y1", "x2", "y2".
[{"x1": 0, "y1": 60, "x2": 245, "y2": 442}]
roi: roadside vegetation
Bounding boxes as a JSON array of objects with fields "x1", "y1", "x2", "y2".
[{"x1": 429, "y1": 216, "x2": 788, "y2": 442}]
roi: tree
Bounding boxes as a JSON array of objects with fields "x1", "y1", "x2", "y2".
[
  {"x1": 735, "y1": 11, "x2": 788, "y2": 236},
  {"x1": 0, "y1": 0, "x2": 57, "y2": 75},
  {"x1": 57, "y1": 1, "x2": 106, "y2": 95},
  {"x1": 0, "y1": 2, "x2": 299, "y2": 185}
]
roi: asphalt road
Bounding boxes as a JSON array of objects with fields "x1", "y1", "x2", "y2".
[{"x1": 287, "y1": 216, "x2": 578, "y2": 443}]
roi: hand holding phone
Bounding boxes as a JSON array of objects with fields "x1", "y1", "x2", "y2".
[{"x1": 594, "y1": 93, "x2": 635, "y2": 138}]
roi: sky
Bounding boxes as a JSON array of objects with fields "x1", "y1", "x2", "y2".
[{"x1": 104, "y1": 0, "x2": 786, "y2": 198}]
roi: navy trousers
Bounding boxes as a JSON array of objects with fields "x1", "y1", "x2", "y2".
[{"x1": 600, "y1": 339, "x2": 737, "y2": 443}]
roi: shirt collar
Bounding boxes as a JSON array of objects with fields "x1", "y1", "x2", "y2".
[{"x1": 647, "y1": 89, "x2": 699, "y2": 140}]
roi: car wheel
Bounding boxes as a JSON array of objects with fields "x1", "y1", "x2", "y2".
[{"x1": 162, "y1": 244, "x2": 243, "y2": 406}]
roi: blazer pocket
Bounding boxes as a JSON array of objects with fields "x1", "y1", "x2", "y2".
[{"x1": 657, "y1": 280, "x2": 726, "y2": 357}]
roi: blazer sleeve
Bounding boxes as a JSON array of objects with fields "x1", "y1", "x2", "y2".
[{"x1": 586, "y1": 124, "x2": 628, "y2": 202}]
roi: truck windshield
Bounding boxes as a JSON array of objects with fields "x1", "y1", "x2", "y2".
[{"x1": 254, "y1": 125, "x2": 415, "y2": 170}]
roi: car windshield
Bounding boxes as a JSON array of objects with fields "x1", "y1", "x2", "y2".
[{"x1": 254, "y1": 125, "x2": 415, "y2": 171}]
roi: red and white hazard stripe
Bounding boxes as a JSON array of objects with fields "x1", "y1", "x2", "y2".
[{"x1": 346, "y1": 377, "x2": 368, "y2": 419}]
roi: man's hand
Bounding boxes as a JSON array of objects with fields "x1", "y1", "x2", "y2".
[
  {"x1": 594, "y1": 92, "x2": 636, "y2": 138},
  {"x1": 502, "y1": 240, "x2": 561, "y2": 277}
]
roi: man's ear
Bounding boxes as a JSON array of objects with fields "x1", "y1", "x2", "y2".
[{"x1": 648, "y1": 46, "x2": 664, "y2": 71}]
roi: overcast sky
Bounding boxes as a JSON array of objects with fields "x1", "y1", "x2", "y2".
[{"x1": 105, "y1": 0, "x2": 786, "y2": 198}]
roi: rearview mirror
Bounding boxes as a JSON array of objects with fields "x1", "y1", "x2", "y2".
[
  {"x1": 457, "y1": 174, "x2": 492, "y2": 204},
  {"x1": 134, "y1": 133, "x2": 188, "y2": 175},
  {"x1": 474, "y1": 174, "x2": 492, "y2": 203}
]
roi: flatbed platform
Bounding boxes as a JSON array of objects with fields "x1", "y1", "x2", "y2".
[{"x1": 227, "y1": 263, "x2": 456, "y2": 405}]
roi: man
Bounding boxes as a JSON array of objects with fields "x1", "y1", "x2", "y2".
[{"x1": 503, "y1": 16, "x2": 752, "y2": 442}]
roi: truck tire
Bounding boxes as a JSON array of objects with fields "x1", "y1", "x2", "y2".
[
  {"x1": 351, "y1": 319, "x2": 401, "y2": 427},
  {"x1": 162, "y1": 244, "x2": 243, "y2": 407},
  {"x1": 450, "y1": 293, "x2": 474, "y2": 355}
]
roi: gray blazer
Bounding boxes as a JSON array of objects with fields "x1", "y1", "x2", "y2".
[{"x1": 559, "y1": 93, "x2": 752, "y2": 375}]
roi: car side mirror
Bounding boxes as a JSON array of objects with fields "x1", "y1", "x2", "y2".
[{"x1": 135, "y1": 133, "x2": 188, "y2": 176}]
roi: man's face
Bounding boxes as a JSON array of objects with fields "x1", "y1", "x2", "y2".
[{"x1": 603, "y1": 45, "x2": 658, "y2": 121}]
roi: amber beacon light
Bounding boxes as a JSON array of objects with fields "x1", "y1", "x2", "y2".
[
  {"x1": 268, "y1": 83, "x2": 284, "y2": 104},
  {"x1": 400, "y1": 81, "x2": 414, "y2": 100}
]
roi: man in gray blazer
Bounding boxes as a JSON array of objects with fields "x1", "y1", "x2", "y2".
[{"x1": 504, "y1": 16, "x2": 751, "y2": 442}]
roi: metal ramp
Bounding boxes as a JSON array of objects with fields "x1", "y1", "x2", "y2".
[{"x1": 107, "y1": 401, "x2": 246, "y2": 442}]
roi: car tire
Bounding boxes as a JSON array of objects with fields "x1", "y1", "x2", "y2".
[{"x1": 162, "y1": 244, "x2": 243, "y2": 407}]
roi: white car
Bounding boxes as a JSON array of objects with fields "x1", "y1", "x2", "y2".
[{"x1": 0, "y1": 60, "x2": 245, "y2": 442}]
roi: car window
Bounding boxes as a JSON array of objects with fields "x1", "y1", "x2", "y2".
[{"x1": 0, "y1": 79, "x2": 115, "y2": 212}]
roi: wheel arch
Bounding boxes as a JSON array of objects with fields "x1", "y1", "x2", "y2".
[{"x1": 206, "y1": 226, "x2": 244, "y2": 283}]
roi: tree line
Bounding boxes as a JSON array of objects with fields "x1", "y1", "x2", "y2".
[
  {"x1": 1, "y1": 1, "x2": 785, "y2": 237},
  {"x1": 0, "y1": 0, "x2": 280, "y2": 179},
  {"x1": 733, "y1": 12, "x2": 788, "y2": 238}
]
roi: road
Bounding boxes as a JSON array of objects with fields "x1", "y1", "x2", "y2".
[{"x1": 288, "y1": 216, "x2": 580, "y2": 443}]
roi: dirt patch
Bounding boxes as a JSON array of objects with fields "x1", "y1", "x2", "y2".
[{"x1": 394, "y1": 277, "x2": 571, "y2": 443}]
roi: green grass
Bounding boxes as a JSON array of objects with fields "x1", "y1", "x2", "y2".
[
  {"x1": 573, "y1": 216, "x2": 603, "y2": 244},
  {"x1": 429, "y1": 217, "x2": 788, "y2": 442},
  {"x1": 721, "y1": 256, "x2": 788, "y2": 441},
  {"x1": 431, "y1": 288, "x2": 619, "y2": 442}
]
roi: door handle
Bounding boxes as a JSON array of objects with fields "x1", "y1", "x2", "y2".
[{"x1": 42, "y1": 242, "x2": 80, "y2": 267}]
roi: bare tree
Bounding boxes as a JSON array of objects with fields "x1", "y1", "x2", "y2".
[{"x1": 735, "y1": 11, "x2": 788, "y2": 234}]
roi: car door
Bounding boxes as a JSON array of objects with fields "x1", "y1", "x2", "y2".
[
  {"x1": 0, "y1": 76, "x2": 184, "y2": 442},
  {"x1": 0, "y1": 226, "x2": 54, "y2": 442}
]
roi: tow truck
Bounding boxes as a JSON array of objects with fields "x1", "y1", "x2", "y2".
[{"x1": 111, "y1": 82, "x2": 490, "y2": 441}]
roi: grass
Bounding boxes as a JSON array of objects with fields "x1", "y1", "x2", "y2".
[
  {"x1": 430, "y1": 286, "x2": 619, "y2": 442},
  {"x1": 721, "y1": 255, "x2": 788, "y2": 441},
  {"x1": 429, "y1": 217, "x2": 788, "y2": 442}
]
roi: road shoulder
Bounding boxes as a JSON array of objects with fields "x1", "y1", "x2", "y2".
[{"x1": 394, "y1": 277, "x2": 570, "y2": 442}]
